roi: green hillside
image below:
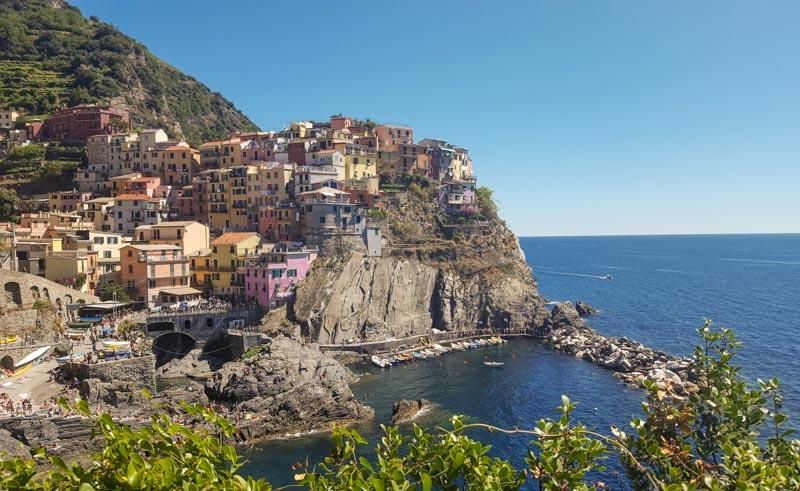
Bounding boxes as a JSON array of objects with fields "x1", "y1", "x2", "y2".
[{"x1": 0, "y1": 0, "x2": 259, "y2": 146}]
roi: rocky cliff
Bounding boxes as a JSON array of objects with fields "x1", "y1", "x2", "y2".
[{"x1": 287, "y1": 182, "x2": 550, "y2": 344}]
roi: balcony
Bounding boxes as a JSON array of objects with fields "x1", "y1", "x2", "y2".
[{"x1": 139, "y1": 254, "x2": 186, "y2": 263}]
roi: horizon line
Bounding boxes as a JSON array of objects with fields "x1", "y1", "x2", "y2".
[{"x1": 519, "y1": 232, "x2": 800, "y2": 238}]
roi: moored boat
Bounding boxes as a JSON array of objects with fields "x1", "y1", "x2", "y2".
[
  {"x1": 370, "y1": 355, "x2": 391, "y2": 368},
  {"x1": 483, "y1": 361, "x2": 504, "y2": 367},
  {"x1": 12, "y1": 346, "x2": 52, "y2": 377}
]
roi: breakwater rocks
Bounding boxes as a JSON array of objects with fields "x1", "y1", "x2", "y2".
[
  {"x1": 205, "y1": 336, "x2": 373, "y2": 441},
  {"x1": 541, "y1": 302, "x2": 694, "y2": 393}
]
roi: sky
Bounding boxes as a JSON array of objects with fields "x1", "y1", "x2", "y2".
[{"x1": 71, "y1": 0, "x2": 800, "y2": 236}]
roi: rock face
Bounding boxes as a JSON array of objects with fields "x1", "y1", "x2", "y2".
[
  {"x1": 292, "y1": 248, "x2": 549, "y2": 344},
  {"x1": 0, "y1": 428, "x2": 31, "y2": 459},
  {"x1": 158, "y1": 349, "x2": 223, "y2": 378},
  {"x1": 392, "y1": 399, "x2": 431, "y2": 424},
  {"x1": 575, "y1": 301, "x2": 598, "y2": 317},
  {"x1": 205, "y1": 336, "x2": 373, "y2": 439}
]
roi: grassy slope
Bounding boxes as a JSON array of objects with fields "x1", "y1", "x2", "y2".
[{"x1": 0, "y1": 0, "x2": 258, "y2": 146}]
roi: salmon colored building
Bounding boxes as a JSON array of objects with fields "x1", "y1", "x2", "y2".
[{"x1": 120, "y1": 244, "x2": 190, "y2": 307}]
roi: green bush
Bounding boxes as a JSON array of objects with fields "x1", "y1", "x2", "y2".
[{"x1": 0, "y1": 322, "x2": 797, "y2": 490}]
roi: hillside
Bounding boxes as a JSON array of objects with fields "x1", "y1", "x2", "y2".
[{"x1": 0, "y1": 0, "x2": 258, "y2": 146}]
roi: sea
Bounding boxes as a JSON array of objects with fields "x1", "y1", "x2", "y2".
[{"x1": 242, "y1": 234, "x2": 800, "y2": 487}]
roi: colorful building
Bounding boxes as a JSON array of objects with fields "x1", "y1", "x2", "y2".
[
  {"x1": 243, "y1": 244, "x2": 315, "y2": 308},
  {"x1": 120, "y1": 244, "x2": 190, "y2": 307},
  {"x1": 134, "y1": 221, "x2": 209, "y2": 255},
  {"x1": 44, "y1": 250, "x2": 100, "y2": 294},
  {"x1": 39, "y1": 104, "x2": 130, "y2": 144},
  {"x1": 190, "y1": 232, "x2": 261, "y2": 297},
  {"x1": 48, "y1": 190, "x2": 92, "y2": 213}
]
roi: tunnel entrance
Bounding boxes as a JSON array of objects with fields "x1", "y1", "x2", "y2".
[{"x1": 152, "y1": 332, "x2": 196, "y2": 367}]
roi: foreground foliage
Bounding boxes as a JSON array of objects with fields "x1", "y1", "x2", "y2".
[{"x1": 0, "y1": 322, "x2": 797, "y2": 490}]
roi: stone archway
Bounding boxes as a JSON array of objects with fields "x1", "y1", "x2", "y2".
[
  {"x1": 42, "y1": 288, "x2": 50, "y2": 301},
  {"x1": 152, "y1": 331, "x2": 197, "y2": 367},
  {"x1": 64, "y1": 294, "x2": 73, "y2": 304},
  {"x1": 3, "y1": 282, "x2": 22, "y2": 305},
  {"x1": 30, "y1": 286, "x2": 40, "y2": 300},
  {"x1": 55, "y1": 298, "x2": 63, "y2": 311},
  {"x1": 0, "y1": 354, "x2": 14, "y2": 370}
]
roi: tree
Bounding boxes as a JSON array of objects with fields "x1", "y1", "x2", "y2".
[
  {"x1": 476, "y1": 186, "x2": 498, "y2": 220},
  {"x1": 0, "y1": 187, "x2": 19, "y2": 221},
  {"x1": 97, "y1": 282, "x2": 131, "y2": 303}
]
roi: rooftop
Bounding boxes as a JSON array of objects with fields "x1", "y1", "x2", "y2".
[{"x1": 211, "y1": 232, "x2": 260, "y2": 245}]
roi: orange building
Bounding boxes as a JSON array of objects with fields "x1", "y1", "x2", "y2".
[{"x1": 120, "y1": 244, "x2": 190, "y2": 307}]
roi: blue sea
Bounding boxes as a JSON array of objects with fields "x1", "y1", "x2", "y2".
[{"x1": 243, "y1": 234, "x2": 800, "y2": 486}]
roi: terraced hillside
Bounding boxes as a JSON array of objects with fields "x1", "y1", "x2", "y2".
[{"x1": 0, "y1": 0, "x2": 258, "y2": 145}]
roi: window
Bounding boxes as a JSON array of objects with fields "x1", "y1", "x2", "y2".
[
  {"x1": 271, "y1": 269, "x2": 283, "y2": 279},
  {"x1": 148, "y1": 279, "x2": 155, "y2": 288},
  {"x1": 127, "y1": 250, "x2": 132, "y2": 257},
  {"x1": 212, "y1": 246, "x2": 217, "y2": 254},
  {"x1": 319, "y1": 216, "x2": 325, "y2": 224},
  {"x1": 287, "y1": 269, "x2": 297, "y2": 277},
  {"x1": 229, "y1": 246, "x2": 235, "y2": 253}
]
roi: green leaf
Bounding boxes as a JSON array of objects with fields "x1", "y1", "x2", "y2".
[{"x1": 421, "y1": 472, "x2": 432, "y2": 491}]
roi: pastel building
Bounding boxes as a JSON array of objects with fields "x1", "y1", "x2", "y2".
[
  {"x1": 0, "y1": 109, "x2": 19, "y2": 129},
  {"x1": 243, "y1": 245, "x2": 315, "y2": 308},
  {"x1": 257, "y1": 203, "x2": 302, "y2": 242},
  {"x1": 438, "y1": 179, "x2": 478, "y2": 214},
  {"x1": 120, "y1": 244, "x2": 190, "y2": 307},
  {"x1": 191, "y1": 232, "x2": 260, "y2": 297},
  {"x1": 48, "y1": 190, "x2": 92, "y2": 213},
  {"x1": 80, "y1": 197, "x2": 115, "y2": 232},
  {"x1": 134, "y1": 221, "x2": 210, "y2": 255},
  {"x1": 44, "y1": 250, "x2": 100, "y2": 294},
  {"x1": 111, "y1": 194, "x2": 166, "y2": 236}
]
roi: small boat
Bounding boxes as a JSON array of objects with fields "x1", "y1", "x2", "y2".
[
  {"x1": 395, "y1": 352, "x2": 413, "y2": 362},
  {"x1": 483, "y1": 361, "x2": 504, "y2": 367},
  {"x1": 12, "y1": 346, "x2": 52, "y2": 377},
  {"x1": 56, "y1": 353, "x2": 85, "y2": 365},
  {"x1": 412, "y1": 351, "x2": 427, "y2": 360},
  {"x1": 0, "y1": 335, "x2": 18, "y2": 346},
  {"x1": 102, "y1": 340, "x2": 131, "y2": 352},
  {"x1": 600, "y1": 274, "x2": 613, "y2": 280},
  {"x1": 370, "y1": 355, "x2": 391, "y2": 368}
]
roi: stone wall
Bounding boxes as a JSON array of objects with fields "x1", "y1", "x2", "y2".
[
  {"x1": 1, "y1": 270, "x2": 98, "y2": 312},
  {"x1": 0, "y1": 308, "x2": 58, "y2": 334},
  {"x1": 61, "y1": 355, "x2": 156, "y2": 391}
]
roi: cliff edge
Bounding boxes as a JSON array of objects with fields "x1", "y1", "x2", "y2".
[{"x1": 285, "y1": 180, "x2": 550, "y2": 343}]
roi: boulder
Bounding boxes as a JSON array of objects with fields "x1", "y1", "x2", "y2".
[
  {"x1": 0, "y1": 429, "x2": 30, "y2": 459},
  {"x1": 392, "y1": 399, "x2": 431, "y2": 424},
  {"x1": 205, "y1": 336, "x2": 372, "y2": 439},
  {"x1": 575, "y1": 301, "x2": 598, "y2": 317}
]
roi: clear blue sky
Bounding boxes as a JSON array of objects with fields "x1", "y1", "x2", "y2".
[{"x1": 72, "y1": 0, "x2": 800, "y2": 236}]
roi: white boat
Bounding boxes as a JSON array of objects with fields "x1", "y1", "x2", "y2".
[
  {"x1": 370, "y1": 355, "x2": 391, "y2": 368},
  {"x1": 483, "y1": 361, "x2": 504, "y2": 367},
  {"x1": 13, "y1": 346, "x2": 52, "y2": 376}
]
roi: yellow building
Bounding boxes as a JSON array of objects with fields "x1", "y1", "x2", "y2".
[
  {"x1": 134, "y1": 221, "x2": 210, "y2": 255},
  {"x1": 80, "y1": 197, "x2": 115, "y2": 232},
  {"x1": 201, "y1": 166, "x2": 256, "y2": 232},
  {"x1": 199, "y1": 138, "x2": 243, "y2": 169},
  {"x1": 44, "y1": 250, "x2": 99, "y2": 294},
  {"x1": 247, "y1": 162, "x2": 294, "y2": 209},
  {"x1": 191, "y1": 232, "x2": 260, "y2": 296}
]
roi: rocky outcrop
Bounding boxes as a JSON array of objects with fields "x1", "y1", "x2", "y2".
[
  {"x1": 157, "y1": 349, "x2": 221, "y2": 378},
  {"x1": 392, "y1": 399, "x2": 431, "y2": 424},
  {"x1": 0, "y1": 428, "x2": 31, "y2": 459},
  {"x1": 536, "y1": 302, "x2": 694, "y2": 392},
  {"x1": 292, "y1": 249, "x2": 549, "y2": 344},
  {"x1": 205, "y1": 336, "x2": 373, "y2": 440},
  {"x1": 575, "y1": 301, "x2": 598, "y2": 317}
]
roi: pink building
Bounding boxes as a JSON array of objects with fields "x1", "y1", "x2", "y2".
[{"x1": 242, "y1": 245, "x2": 315, "y2": 308}]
